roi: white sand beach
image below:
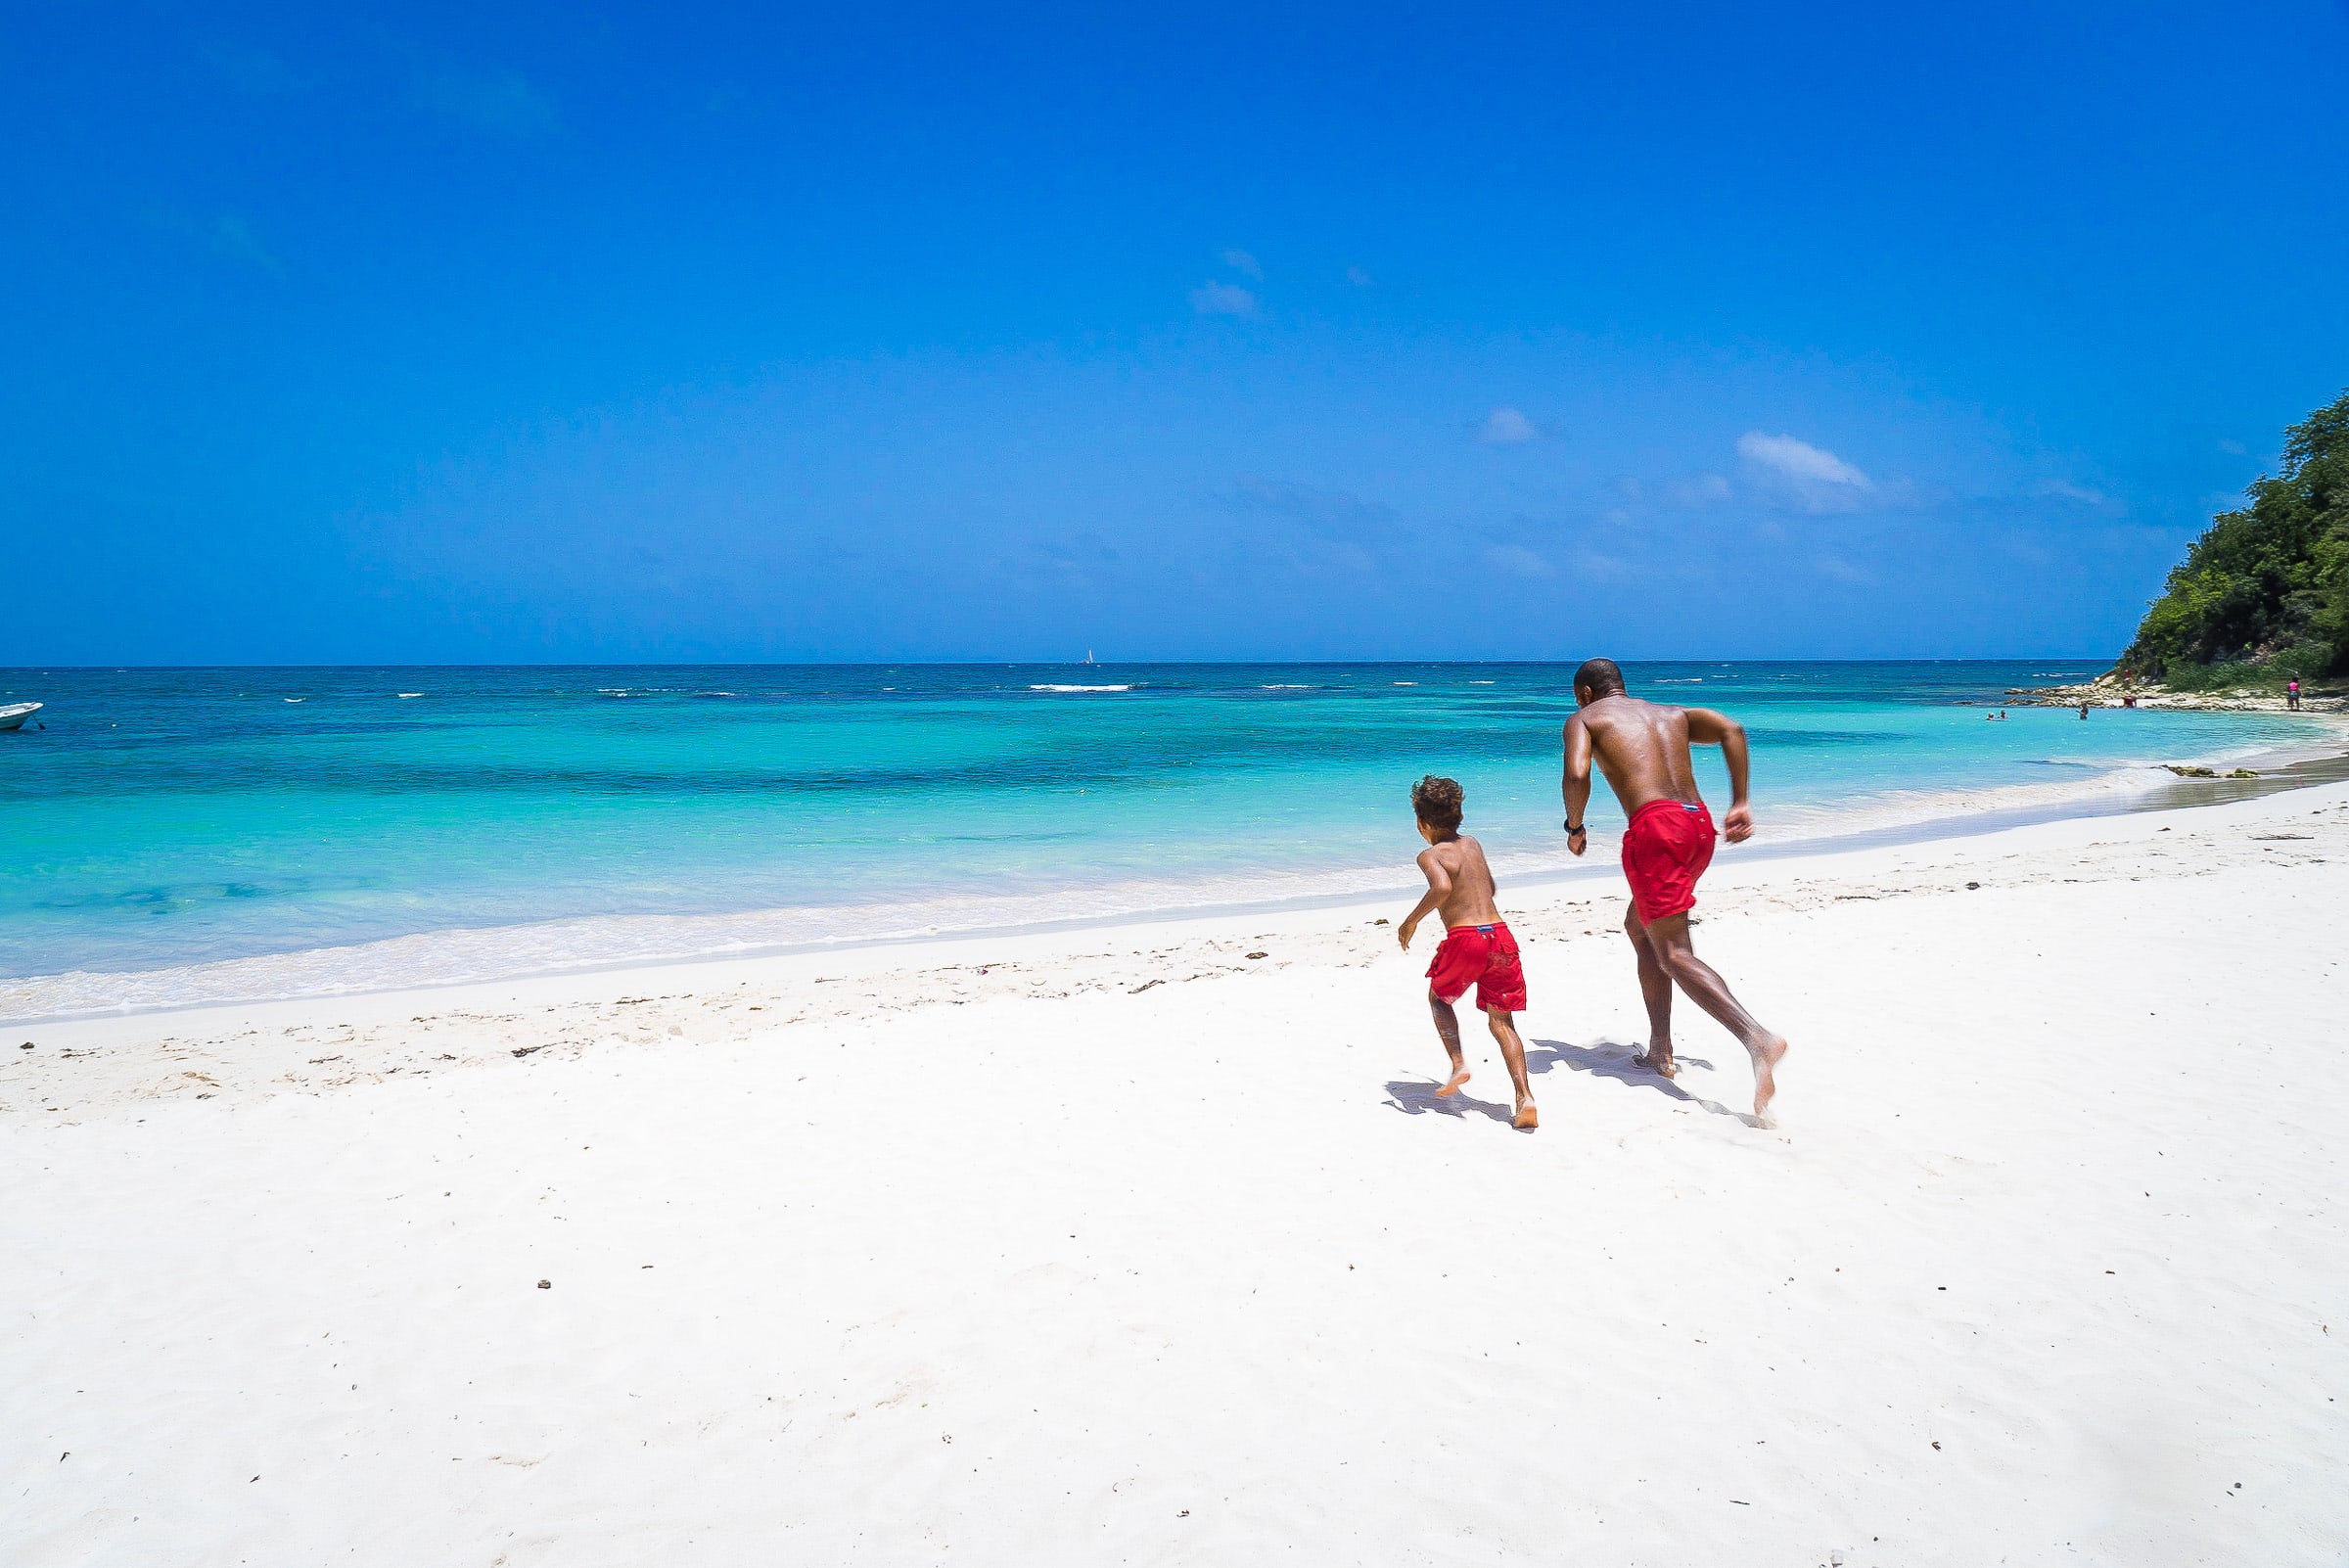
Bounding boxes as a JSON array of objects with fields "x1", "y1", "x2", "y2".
[{"x1": 6, "y1": 784, "x2": 2348, "y2": 1566}]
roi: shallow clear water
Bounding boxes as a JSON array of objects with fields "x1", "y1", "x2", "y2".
[{"x1": 0, "y1": 662, "x2": 2333, "y2": 1007}]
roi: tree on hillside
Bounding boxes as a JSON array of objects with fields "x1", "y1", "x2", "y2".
[{"x1": 2121, "y1": 389, "x2": 2349, "y2": 682}]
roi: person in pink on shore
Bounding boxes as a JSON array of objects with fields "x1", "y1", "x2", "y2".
[{"x1": 1397, "y1": 774, "x2": 1538, "y2": 1131}]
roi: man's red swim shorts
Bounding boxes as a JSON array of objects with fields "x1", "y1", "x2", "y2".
[
  {"x1": 1426, "y1": 921, "x2": 1527, "y2": 1014},
  {"x1": 1621, "y1": 798, "x2": 1717, "y2": 924}
]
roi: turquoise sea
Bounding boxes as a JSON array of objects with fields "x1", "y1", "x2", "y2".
[{"x1": 2, "y1": 662, "x2": 2336, "y2": 1015}]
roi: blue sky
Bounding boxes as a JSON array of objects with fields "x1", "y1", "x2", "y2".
[{"x1": 7, "y1": 2, "x2": 2347, "y2": 664}]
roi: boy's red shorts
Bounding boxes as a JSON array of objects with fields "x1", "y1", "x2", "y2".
[
  {"x1": 1622, "y1": 798, "x2": 1717, "y2": 924},
  {"x1": 1426, "y1": 921, "x2": 1526, "y2": 1014}
]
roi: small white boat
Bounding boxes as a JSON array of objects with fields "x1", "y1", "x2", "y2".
[{"x1": 0, "y1": 701, "x2": 42, "y2": 731}]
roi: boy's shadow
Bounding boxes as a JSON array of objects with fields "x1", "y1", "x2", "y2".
[
  {"x1": 1381, "y1": 1076, "x2": 1520, "y2": 1127},
  {"x1": 1528, "y1": 1038, "x2": 1761, "y2": 1128},
  {"x1": 1385, "y1": 1039, "x2": 1758, "y2": 1129}
]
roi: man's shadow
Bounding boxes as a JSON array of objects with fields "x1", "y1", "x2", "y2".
[
  {"x1": 1384, "y1": 1038, "x2": 1758, "y2": 1129},
  {"x1": 1531, "y1": 1038, "x2": 1761, "y2": 1127}
]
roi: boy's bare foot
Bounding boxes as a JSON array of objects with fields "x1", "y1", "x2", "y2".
[
  {"x1": 1436, "y1": 1067, "x2": 1471, "y2": 1097},
  {"x1": 1634, "y1": 1046, "x2": 1678, "y2": 1079},
  {"x1": 1512, "y1": 1097, "x2": 1539, "y2": 1131},
  {"x1": 1748, "y1": 1036, "x2": 1788, "y2": 1124}
]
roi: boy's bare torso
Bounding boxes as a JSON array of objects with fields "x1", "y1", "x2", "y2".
[
  {"x1": 1569, "y1": 695, "x2": 1703, "y2": 813},
  {"x1": 1420, "y1": 833, "x2": 1503, "y2": 928}
]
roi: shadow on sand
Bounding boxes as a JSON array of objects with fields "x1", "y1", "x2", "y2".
[
  {"x1": 1381, "y1": 1076, "x2": 1521, "y2": 1128},
  {"x1": 1384, "y1": 1038, "x2": 1761, "y2": 1130},
  {"x1": 1532, "y1": 1038, "x2": 1761, "y2": 1128}
]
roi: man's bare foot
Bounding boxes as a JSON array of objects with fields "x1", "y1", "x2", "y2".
[
  {"x1": 1634, "y1": 1047, "x2": 1678, "y2": 1079},
  {"x1": 1748, "y1": 1036, "x2": 1788, "y2": 1124},
  {"x1": 1436, "y1": 1067, "x2": 1471, "y2": 1097},
  {"x1": 1512, "y1": 1097, "x2": 1539, "y2": 1131}
]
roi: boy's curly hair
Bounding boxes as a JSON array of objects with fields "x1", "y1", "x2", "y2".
[{"x1": 1411, "y1": 774, "x2": 1464, "y2": 832}]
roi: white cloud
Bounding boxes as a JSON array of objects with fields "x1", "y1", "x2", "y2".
[
  {"x1": 1737, "y1": 432, "x2": 1869, "y2": 488},
  {"x1": 207, "y1": 215, "x2": 284, "y2": 276},
  {"x1": 1228, "y1": 476, "x2": 1394, "y2": 538},
  {"x1": 1190, "y1": 281, "x2": 1258, "y2": 316},
  {"x1": 2035, "y1": 479, "x2": 2112, "y2": 508},
  {"x1": 423, "y1": 69, "x2": 557, "y2": 134},
  {"x1": 1667, "y1": 473, "x2": 1732, "y2": 507},
  {"x1": 206, "y1": 44, "x2": 297, "y2": 94},
  {"x1": 142, "y1": 210, "x2": 285, "y2": 275},
  {"x1": 1477, "y1": 407, "x2": 1540, "y2": 445},
  {"x1": 1484, "y1": 543, "x2": 1554, "y2": 577},
  {"x1": 1735, "y1": 431, "x2": 1873, "y2": 512},
  {"x1": 1219, "y1": 249, "x2": 1262, "y2": 278},
  {"x1": 1345, "y1": 265, "x2": 1374, "y2": 287}
]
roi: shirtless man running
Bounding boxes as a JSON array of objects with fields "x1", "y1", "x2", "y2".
[{"x1": 1561, "y1": 658, "x2": 1788, "y2": 1123}]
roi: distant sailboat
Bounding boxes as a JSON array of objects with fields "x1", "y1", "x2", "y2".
[{"x1": 1084, "y1": 650, "x2": 1095, "y2": 665}]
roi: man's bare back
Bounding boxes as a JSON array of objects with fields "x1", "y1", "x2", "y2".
[
  {"x1": 1563, "y1": 695, "x2": 1755, "y2": 843},
  {"x1": 1559, "y1": 658, "x2": 1785, "y2": 1124}
]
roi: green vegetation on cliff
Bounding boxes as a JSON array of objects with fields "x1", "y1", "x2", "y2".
[{"x1": 2120, "y1": 389, "x2": 2349, "y2": 687}]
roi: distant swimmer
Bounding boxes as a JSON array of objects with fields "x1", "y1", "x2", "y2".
[
  {"x1": 1561, "y1": 659, "x2": 1788, "y2": 1124},
  {"x1": 1398, "y1": 775, "x2": 1537, "y2": 1130},
  {"x1": 2080, "y1": 702, "x2": 2091, "y2": 719}
]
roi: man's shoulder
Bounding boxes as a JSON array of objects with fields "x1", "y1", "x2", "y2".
[{"x1": 1581, "y1": 694, "x2": 1653, "y2": 727}]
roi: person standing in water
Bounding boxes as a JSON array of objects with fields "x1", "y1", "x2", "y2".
[{"x1": 1561, "y1": 659, "x2": 1788, "y2": 1124}]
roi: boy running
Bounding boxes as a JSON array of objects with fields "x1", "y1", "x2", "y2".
[
  {"x1": 1561, "y1": 658, "x2": 1788, "y2": 1123},
  {"x1": 1398, "y1": 775, "x2": 1538, "y2": 1130}
]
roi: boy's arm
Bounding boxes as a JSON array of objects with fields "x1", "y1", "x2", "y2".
[
  {"x1": 1683, "y1": 707, "x2": 1754, "y2": 843},
  {"x1": 1399, "y1": 849, "x2": 1451, "y2": 948},
  {"x1": 1561, "y1": 715, "x2": 1594, "y2": 856}
]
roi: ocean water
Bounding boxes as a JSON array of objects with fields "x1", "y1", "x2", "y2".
[{"x1": 1, "y1": 662, "x2": 2336, "y2": 1015}]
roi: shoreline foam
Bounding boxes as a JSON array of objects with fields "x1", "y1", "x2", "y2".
[{"x1": 9, "y1": 727, "x2": 2346, "y2": 1024}]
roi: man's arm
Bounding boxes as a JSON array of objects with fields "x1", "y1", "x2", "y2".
[
  {"x1": 1399, "y1": 849, "x2": 1451, "y2": 948},
  {"x1": 1560, "y1": 715, "x2": 1594, "y2": 856},
  {"x1": 1683, "y1": 707, "x2": 1753, "y2": 843}
]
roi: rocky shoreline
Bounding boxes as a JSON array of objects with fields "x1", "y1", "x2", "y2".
[{"x1": 2004, "y1": 672, "x2": 2346, "y2": 714}]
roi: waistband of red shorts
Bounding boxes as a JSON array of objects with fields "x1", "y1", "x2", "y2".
[
  {"x1": 1628, "y1": 797, "x2": 1709, "y2": 827},
  {"x1": 1444, "y1": 920, "x2": 1513, "y2": 934}
]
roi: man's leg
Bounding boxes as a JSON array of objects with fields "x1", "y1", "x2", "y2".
[
  {"x1": 1429, "y1": 989, "x2": 1471, "y2": 1096},
  {"x1": 1486, "y1": 1007, "x2": 1538, "y2": 1130},
  {"x1": 1625, "y1": 902, "x2": 1678, "y2": 1076},
  {"x1": 1641, "y1": 912, "x2": 1788, "y2": 1122}
]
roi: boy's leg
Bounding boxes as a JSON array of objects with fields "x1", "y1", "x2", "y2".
[
  {"x1": 1486, "y1": 1008, "x2": 1538, "y2": 1130},
  {"x1": 1623, "y1": 902, "x2": 1678, "y2": 1076},
  {"x1": 1640, "y1": 912, "x2": 1788, "y2": 1123},
  {"x1": 1428, "y1": 988, "x2": 1471, "y2": 1095}
]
